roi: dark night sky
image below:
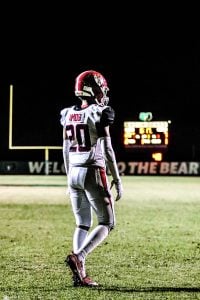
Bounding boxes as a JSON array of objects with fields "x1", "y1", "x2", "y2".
[{"x1": 1, "y1": 9, "x2": 200, "y2": 161}]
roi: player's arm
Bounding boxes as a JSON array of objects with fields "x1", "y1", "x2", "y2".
[
  {"x1": 62, "y1": 127, "x2": 71, "y2": 175},
  {"x1": 101, "y1": 130, "x2": 123, "y2": 201},
  {"x1": 99, "y1": 107, "x2": 123, "y2": 200},
  {"x1": 60, "y1": 108, "x2": 71, "y2": 175},
  {"x1": 101, "y1": 131, "x2": 120, "y2": 179}
]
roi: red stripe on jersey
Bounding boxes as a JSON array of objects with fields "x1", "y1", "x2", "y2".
[
  {"x1": 99, "y1": 167, "x2": 113, "y2": 208},
  {"x1": 99, "y1": 167, "x2": 107, "y2": 188}
]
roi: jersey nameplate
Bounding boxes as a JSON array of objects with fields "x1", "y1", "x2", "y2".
[{"x1": 68, "y1": 113, "x2": 85, "y2": 122}]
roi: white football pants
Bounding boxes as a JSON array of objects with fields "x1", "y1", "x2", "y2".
[{"x1": 68, "y1": 166, "x2": 115, "y2": 230}]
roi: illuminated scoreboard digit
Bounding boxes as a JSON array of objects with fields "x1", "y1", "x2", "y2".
[{"x1": 123, "y1": 121, "x2": 170, "y2": 148}]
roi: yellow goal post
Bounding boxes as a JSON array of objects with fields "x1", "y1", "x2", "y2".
[{"x1": 9, "y1": 84, "x2": 62, "y2": 175}]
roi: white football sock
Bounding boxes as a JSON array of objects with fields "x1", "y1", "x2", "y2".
[
  {"x1": 73, "y1": 227, "x2": 88, "y2": 254},
  {"x1": 78, "y1": 225, "x2": 109, "y2": 257}
]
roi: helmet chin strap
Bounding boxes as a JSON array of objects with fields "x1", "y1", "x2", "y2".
[{"x1": 78, "y1": 95, "x2": 109, "y2": 107}]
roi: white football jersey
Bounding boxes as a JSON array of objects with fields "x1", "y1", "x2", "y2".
[{"x1": 60, "y1": 104, "x2": 115, "y2": 168}]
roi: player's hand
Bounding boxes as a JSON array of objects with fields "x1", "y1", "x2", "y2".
[{"x1": 110, "y1": 179, "x2": 123, "y2": 201}]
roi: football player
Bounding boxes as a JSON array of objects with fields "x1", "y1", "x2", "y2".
[{"x1": 60, "y1": 70, "x2": 123, "y2": 287}]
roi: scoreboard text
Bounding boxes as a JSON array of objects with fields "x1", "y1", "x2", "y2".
[{"x1": 123, "y1": 121, "x2": 169, "y2": 148}]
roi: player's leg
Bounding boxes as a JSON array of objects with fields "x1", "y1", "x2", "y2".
[
  {"x1": 66, "y1": 187, "x2": 92, "y2": 285},
  {"x1": 76, "y1": 166, "x2": 115, "y2": 259},
  {"x1": 67, "y1": 166, "x2": 93, "y2": 252},
  {"x1": 66, "y1": 166, "x2": 97, "y2": 286},
  {"x1": 67, "y1": 167, "x2": 115, "y2": 286}
]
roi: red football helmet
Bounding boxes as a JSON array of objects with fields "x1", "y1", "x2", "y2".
[{"x1": 75, "y1": 70, "x2": 109, "y2": 106}]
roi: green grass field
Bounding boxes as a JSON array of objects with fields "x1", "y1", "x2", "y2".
[{"x1": 0, "y1": 175, "x2": 200, "y2": 300}]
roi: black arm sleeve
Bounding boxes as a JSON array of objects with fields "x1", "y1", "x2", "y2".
[
  {"x1": 96, "y1": 106, "x2": 115, "y2": 137},
  {"x1": 100, "y1": 106, "x2": 115, "y2": 127}
]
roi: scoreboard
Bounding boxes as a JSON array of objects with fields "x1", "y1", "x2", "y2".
[{"x1": 123, "y1": 121, "x2": 170, "y2": 149}]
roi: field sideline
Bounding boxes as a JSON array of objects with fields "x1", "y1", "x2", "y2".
[{"x1": 0, "y1": 175, "x2": 200, "y2": 300}]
